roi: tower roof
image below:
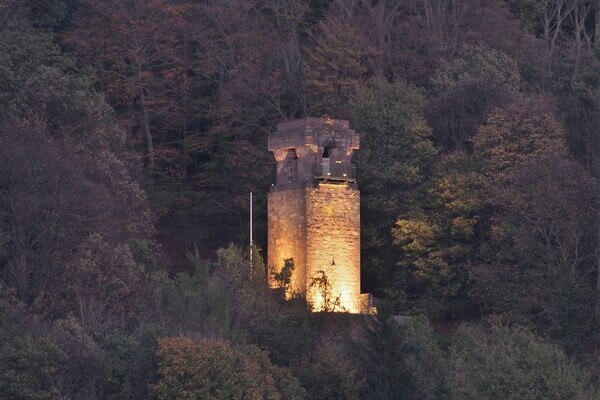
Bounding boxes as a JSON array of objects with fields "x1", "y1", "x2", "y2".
[{"x1": 268, "y1": 117, "x2": 359, "y2": 152}]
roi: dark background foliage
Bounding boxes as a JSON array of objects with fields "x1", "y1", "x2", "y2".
[{"x1": 0, "y1": 0, "x2": 598, "y2": 398}]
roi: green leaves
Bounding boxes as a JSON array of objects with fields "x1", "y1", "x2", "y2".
[
  {"x1": 349, "y1": 78, "x2": 437, "y2": 295},
  {"x1": 0, "y1": 336, "x2": 66, "y2": 400},
  {"x1": 154, "y1": 337, "x2": 305, "y2": 400},
  {"x1": 356, "y1": 315, "x2": 446, "y2": 400},
  {"x1": 432, "y1": 44, "x2": 521, "y2": 94},
  {"x1": 392, "y1": 152, "x2": 487, "y2": 317},
  {"x1": 448, "y1": 323, "x2": 597, "y2": 400},
  {"x1": 351, "y1": 79, "x2": 436, "y2": 191},
  {"x1": 428, "y1": 44, "x2": 522, "y2": 150}
]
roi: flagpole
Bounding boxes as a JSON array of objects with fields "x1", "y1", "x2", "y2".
[{"x1": 249, "y1": 191, "x2": 253, "y2": 269}]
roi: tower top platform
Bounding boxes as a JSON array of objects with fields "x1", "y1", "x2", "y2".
[
  {"x1": 268, "y1": 118, "x2": 359, "y2": 186},
  {"x1": 268, "y1": 118, "x2": 359, "y2": 153}
]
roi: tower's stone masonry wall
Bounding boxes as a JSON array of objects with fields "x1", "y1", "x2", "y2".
[
  {"x1": 306, "y1": 184, "x2": 360, "y2": 313},
  {"x1": 268, "y1": 118, "x2": 362, "y2": 313},
  {"x1": 267, "y1": 187, "x2": 307, "y2": 297},
  {"x1": 268, "y1": 118, "x2": 359, "y2": 184}
]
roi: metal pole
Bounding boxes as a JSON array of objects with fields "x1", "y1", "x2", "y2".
[{"x1": 249, "y1": 191, "x2": 253, "y2": 269}]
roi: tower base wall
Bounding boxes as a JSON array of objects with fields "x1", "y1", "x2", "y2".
[
  {"x1": 306, "y1": 183, "x2": 360, "y2": 313},
  {"x1": 267, "y1": 187, "x2": 307, "y2": 297},
  {"x1": 268, "y1": 183, "x2": 361, "y2": 313}
]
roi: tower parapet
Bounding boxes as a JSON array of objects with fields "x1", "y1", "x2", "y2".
[
  {"x1": 268, "y1": 118, "x2": 362, "y2": 313},
  {"x1": 268, "y1": 118, "x2": 359, "y2": 186}
]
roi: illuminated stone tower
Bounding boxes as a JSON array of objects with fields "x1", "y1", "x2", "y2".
[{"x1": 268, "y1": 118, "x2": 361, "y2": 313}]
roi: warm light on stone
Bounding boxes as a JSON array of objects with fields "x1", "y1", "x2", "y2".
[{"x1": 267, "y1": 118, "x2": 363, "y2": 313}]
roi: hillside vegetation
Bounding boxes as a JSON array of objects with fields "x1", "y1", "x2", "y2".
[{"x1": 0, "y1": 0, "x2": 598, "y2": 398}]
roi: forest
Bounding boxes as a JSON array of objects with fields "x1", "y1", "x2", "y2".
[{"x1": 0, "y1": 0, "x2": 598, "y2": 398}]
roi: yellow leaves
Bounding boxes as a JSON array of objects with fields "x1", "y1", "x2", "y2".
[
  {"x1": 430, "y1": 172, "x2": 486, "y2": 215},
  {"x1": 392, "y1": 150, "x2": 486, "y2": 310},
  {"x1": 427, "y1": 153, "x2": 488, "y2": 230},
  {"x1": 393, "y1": 218, "x2": 440, "y2": 253},
  {"x1": 451, "y1": 216, "x2": 478, "y2": 238}
]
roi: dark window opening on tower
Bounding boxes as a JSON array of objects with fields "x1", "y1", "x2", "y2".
[
  {"x1": 321, "y1": 147, "x2": 331, "y2": 175},
  {"x1": 286, "y1": 148, "x2": 298, "y2": 160},
  {"x1": 283, "y1": 148, "x2": 298, "y2": 183}
]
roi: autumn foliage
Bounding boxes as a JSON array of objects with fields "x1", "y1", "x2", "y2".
[
  {"x1": 0, "y1": 0, "x2": 599, "y2": 398},
  {"x1": 153, "y1": 337, "x2": 304, "y2": 400}
]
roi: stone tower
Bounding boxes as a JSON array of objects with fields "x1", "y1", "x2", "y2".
[{"x1": 268, "y1": 118, "x2": 361, "y2": 313}]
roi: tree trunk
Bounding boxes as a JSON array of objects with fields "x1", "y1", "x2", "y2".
[{"x1": 140, "y1": 88, "x2": 154, "y2": 171}]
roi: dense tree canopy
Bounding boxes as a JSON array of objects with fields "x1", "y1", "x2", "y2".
[
  {"x1": 154, "y1": 337, "x2": 305, "y2": 400},
  {"x1": 0, "y1": 0, "x2": 598, "y2": 397},
  {"x1": 447, "y1": 323, "x2": 597, "y2": 400}
]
